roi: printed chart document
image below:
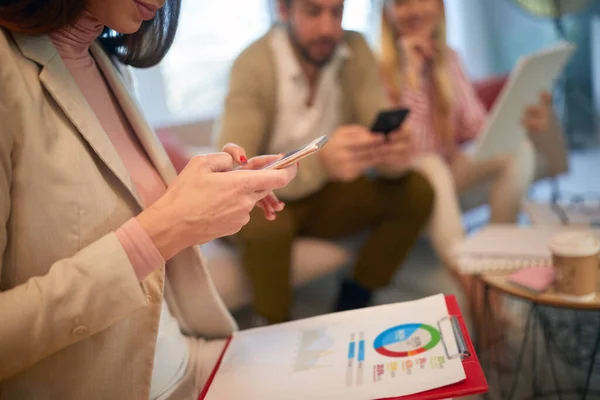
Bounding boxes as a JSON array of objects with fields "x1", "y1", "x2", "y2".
[{"x1": 203, "y1": 294, "x2": 466, "y2": 400}]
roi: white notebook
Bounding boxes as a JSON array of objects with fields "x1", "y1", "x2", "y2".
[
  {"x1": 456, "y1": 255, "x2": 552, "y2": 274},
  {"x1": 454, "y1": 225, "x2": 569, "y2": 274}
]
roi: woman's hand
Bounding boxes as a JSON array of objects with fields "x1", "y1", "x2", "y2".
[
  {"x1": 221, "y1": 143, "x2": 286, "y2": 221},
  {"x1": 522, "y1": 91, "x2": 552, "y2": 135},
  {"x1": 136, "y1": 150, "x2": 297, "y2": 260},
  {"x1": 400, "y1": 35, "x2": 435, "y2": 89}
]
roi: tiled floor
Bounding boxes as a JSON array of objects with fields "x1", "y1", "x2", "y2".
[{"x1": 233, "y1": 149, "x2": 600, "y2": 399}]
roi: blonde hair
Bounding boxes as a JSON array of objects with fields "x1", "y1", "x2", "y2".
[{"x1": 379, "y1": 0, "x2": 455, "y2": 150}]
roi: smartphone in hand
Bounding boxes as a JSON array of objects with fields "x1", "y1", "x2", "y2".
[
  {"x1": 261, "y1": 135, "x2": 329, "y2": 170},
  {"x1": 371, "y1": 108, "x2": 411, "y2": 136}
]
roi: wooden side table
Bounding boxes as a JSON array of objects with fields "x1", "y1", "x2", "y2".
[{"x1": 477, "y1": 272, "x2": 600, "y2": 399}]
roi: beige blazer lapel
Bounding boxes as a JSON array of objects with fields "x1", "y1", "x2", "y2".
[
  {"x1": 91, "y1": 43, "x2": 178, "y2": 186},
  {"x1": 10, "y1": 33, "x2": 144, "y2": 207}
]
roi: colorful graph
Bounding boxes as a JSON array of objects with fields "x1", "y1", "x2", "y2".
[{"x1": 373, "y1": 323, "x2": 441, "y2": 358}]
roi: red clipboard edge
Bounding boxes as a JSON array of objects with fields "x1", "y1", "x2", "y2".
[
  {"x1": 198, "y1": 336, "x2": 232, "y2": 400},
  {"x1": 199, "y1": 295, "x2": 488, "y2": 400}
]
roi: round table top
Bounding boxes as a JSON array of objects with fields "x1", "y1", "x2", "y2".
[{"x1": 480, "y1": 273, "x2": 600, "y2": 310}]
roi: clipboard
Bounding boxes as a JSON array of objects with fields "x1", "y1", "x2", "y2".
[
  {"x1": 199, "y1": 295, "x2": 488, "y2": 400},
  {"x1": 382, "y1": 295, "x2": 488, "y2": 399}
]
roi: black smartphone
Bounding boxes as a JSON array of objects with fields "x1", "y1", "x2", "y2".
[{"x1": 370, "y1": 108, "x2": 411, "y2": 136}]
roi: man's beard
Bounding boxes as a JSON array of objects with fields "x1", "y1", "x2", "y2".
[{"x1": 288, "y1": 25, "x2": 338, "y2": 68}]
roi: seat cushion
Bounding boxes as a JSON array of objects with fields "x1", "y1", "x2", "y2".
[{"x1": 201, "y1": 238, "x2": 352, "y2": 311}]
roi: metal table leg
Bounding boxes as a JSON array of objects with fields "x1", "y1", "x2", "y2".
[
  {"x1": 539, "y1": 309, "x2": 563, "y2": 400},
  {"x1": 507, "y1": 304, "x2": 536, "y2": 399},
  {"x1": 581, "y1": 313, "x2": 600, "y2": 399}
]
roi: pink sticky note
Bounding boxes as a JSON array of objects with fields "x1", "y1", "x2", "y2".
[{"x1": 507, "y1": 266, "x2": 556, "y2": 293}]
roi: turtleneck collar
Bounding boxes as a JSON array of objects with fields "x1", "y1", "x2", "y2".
[{"x1": 49, "y1": 10, "x2": 104, "y2": 64}]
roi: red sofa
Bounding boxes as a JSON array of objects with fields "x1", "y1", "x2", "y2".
[{"x1": 473, "y1": 75, "x2": 508, "y2": 112}]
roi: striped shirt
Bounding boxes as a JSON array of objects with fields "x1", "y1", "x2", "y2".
[{"x1": 393, "y1": 49, "x2": 487, "y2": 158}]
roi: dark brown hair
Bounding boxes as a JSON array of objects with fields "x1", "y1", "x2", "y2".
[{"x1": 0, "y1": 0, "x2": 181, "y2": 68}]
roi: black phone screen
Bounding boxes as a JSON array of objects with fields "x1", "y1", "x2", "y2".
[{"x1": 370, "y1": 108, "x2": 411, "y2": 135}]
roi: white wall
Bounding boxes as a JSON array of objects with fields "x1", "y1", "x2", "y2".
[
  {"x1": 486, "y1": 0, "x2": 558, "y2": 74},
  {"x1": 444, "y1": 0, "x2": 496, "y2": 79},
  {"x1": 136, "y1": 0, "x2": 562, "y2": 132},
  {"x1": 445, "y1": 0, "x2": 558, "y2": 79},
  {"x1": 133, "y1": 66, "x2": 174, "y2": 128},
  {"x1": 133, "y1": 65, "x2": 217, "y2": 146},
  {"x1": 591, "y1": 16, "x2": 600, "y2": 136}
]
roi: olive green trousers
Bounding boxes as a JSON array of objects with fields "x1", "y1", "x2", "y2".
[{"x1": 235, "y1": 172, "x2": 435, "y2": 323}]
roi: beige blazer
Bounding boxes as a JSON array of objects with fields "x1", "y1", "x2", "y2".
[{"x1": 0, "y1": 29, "x2": 236, "y2": 399}]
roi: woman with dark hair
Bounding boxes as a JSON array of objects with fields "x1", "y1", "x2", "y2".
[{"x1": 0, "y1": 0, "x2": 297, "y2": 398}]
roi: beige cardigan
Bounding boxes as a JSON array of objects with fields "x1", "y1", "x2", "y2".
[
  {"x1": 214, "y1": 28, "x2": 391, "y2": 200},
  {"x1": 0, "y1": 30, "x2": 236, "y2": 399}
]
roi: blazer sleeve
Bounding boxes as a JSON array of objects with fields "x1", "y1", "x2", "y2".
[{"x1": 0, "y1": 41, "x2": 148, "y2": 381}]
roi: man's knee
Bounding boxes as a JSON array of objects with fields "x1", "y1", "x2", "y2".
[
  {"x1": 413, "y1": 154, "x2": 451, "y2": 185},
  {"x1": 399, "y1": 171, "x2": 436, "y2": 223}
]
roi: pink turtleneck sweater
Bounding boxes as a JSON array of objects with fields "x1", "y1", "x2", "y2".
[
  {"x1": 49, "y1": 13, "x2": 164, "y2": 281},
  {"x1": 49, "y1": 13, "x2": 190, "y2": 400}
]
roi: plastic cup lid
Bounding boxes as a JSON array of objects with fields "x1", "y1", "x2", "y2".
[{"x1": 550, "y1": 231, "x2": 600, "y2": 258}]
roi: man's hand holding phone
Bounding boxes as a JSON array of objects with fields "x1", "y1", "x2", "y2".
[
  {"x1": 369, "y1": 108, "x2": 414, "y2": 171},
  {"x1": 319, "y1": 125, "x2": 385, "y2": 182},
  {"x1": 377, "y1": 125, "x2": 415, "y2": 171}
]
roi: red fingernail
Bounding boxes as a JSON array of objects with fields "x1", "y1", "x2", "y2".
[{"x1": 240, "y1": 156, "x2": 248, "y2": 164}]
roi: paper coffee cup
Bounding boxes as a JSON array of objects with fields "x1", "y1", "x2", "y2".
[{"x1": 550, "y1": 231, "x2": 599, "y2": 302}]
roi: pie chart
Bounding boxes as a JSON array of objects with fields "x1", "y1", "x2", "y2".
[{"x1": 373, "y1": 323, "x2": 441, "y2": 358}]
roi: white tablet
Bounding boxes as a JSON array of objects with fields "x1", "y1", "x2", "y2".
[{"x1": 470, "y1": 42, "x2": 576, "y2": 162}]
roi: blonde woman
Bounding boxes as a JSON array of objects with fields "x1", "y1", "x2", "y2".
[{"x1": 379, "y1": 0, "x2": 555, "y2": 327}]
